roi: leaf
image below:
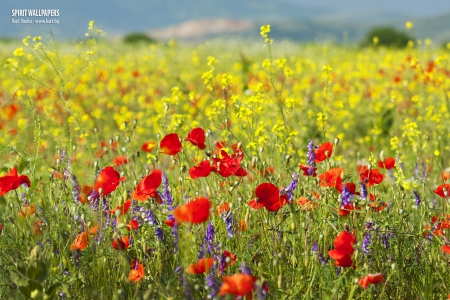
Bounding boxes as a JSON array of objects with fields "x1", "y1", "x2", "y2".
[
  {"x1": 26, "y1": 261, "x2": 48, "y2": 283},
  {"x1": 44, "y1": 282, "x2": 61, "y2": 300}
]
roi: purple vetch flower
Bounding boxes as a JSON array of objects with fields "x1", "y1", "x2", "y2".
[
  {"x1": 205, "y1": 264, "x2": 219, "y2": 299},
  {"x1": 205, "y1": 222, "x2": 218, "y2": 255},
  {"x1": 63, "y1": 270, "x2": 71, "y2": 277},
  {"x1": 359, "y1": 182, "x2": 367, "y2": 200},
  {"x1": 222, "y1": 211, "x2": 235, "y2": 238},
  {"x1": 285, "y1": 173, "x2": 299, "y2": 202},
  {"x1": 255, "y1": 280, "x2": 268, "y2": 300},
  {"x1": 341, "y1": 185, "x2": 353, "y2": 207},
  {"x1": 413, "y1": 191, "x2": 421, "y2": 207},
  {"x1": 307, "y1": 140, "x2": 317, "y2": 176},
  {"x1": 89, "y1": 190, "x2": 100, "y2": 210},
  {"x1": 312, "y1": 241, "x2": 318, "y2": 253},
  {"x1": 155, "y1": 227, "x2": 164, "y2": 241},
  {"x1": 361, "y1": 232, "x2": 371, "y2": 255},
  {"x1": 174, "y1": 265, "x2": 182, "y2": 274},
  {"x1": 161, "y1": 172, "x2": 175, "y2": 211},
  {"x1": 312, "y1": 241, "x2": 327, "y2": 265},
  {"x1": 71, "y1": 175, "x2": 80, "y2": 204},
  {"x1": 336, "y1": 267, "x2": 341, "y2": 277},
  {"x1": 102, "y1": 198, "x2": 111, "y2": 227},
  {"x1": 413, "y1": 163, "x2": 419, "y2": 180},
  {"x1": 381, "y1": 231, "x2": 392, "y2": 249},
  {"x1": 239, "y1": 262, "x2": 252, "y2": 275}
]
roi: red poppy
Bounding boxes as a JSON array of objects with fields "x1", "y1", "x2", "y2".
[
  {"x1": 113, "y1": 155, "x2": 128, "y2": 166},
  {"x1": 160, "y1": 133, "x2": 182, "y2": 155},
  {"x1": 221, "y1": 251, "x2": 237, "y2": 271},
  {"x1": 131, "y1": 169, "x2": 162, "y2": 201},
  {"x1": 212, "y1": 149, "x2": 247, "y2": 178},
  {"x1": 33, "y1": 220, "x2": 44, "y2": 236},
  {"x1": 189, "y1": 160, "x2": 213, "y2": 179},
  {"x1": 378, "y1": 157, "x2": 396, "y2": 170},
  {"x1": 252, "y1": 182, "x2": 288, "y2": 212},
  {"x1": 109, "y1": 199, "x2": 132, "y2": 215},
  {"x1": 299, "y1": 164, "x2": 317, "y2": 177},
  {"x1": 360, "y1": 169, "x2": 384, "y2": 187},
  {"x1": 186, "y1": 258, "x2": 213, "y2": 274},
  {"x1": 434, "y1": 184, "x2": 450, "y2": 198},
  {"x1": 164, "y1": 218, "x2": 176, "y2": 227},
  {"x1": 315, "y1": 142, "x2": 333, "y2": 162},
  {"x1": 247, "y1": 199, "x2": 265, "y2": 210},
  {"x1": 19, "y1": 203, "x2": 35, "y2": 217},
  {"x1": 128, "y1": 261, "x2": 144, "y2": 283},
  {"x1": 358, "y1": 273, "x2": 384, "y2": 289},
  {"x1": 219, "y1": 274, "x2": 257, "y2": 298},
  {"x1": 339, "y1": 203, "x2": 361, "y2": 217},
  {"x1": 357, "y1": 165, "x2": 368, "y2": 174},
  {"x1": 185, "y1": 127, "x2": 206, "y2": 150},
  {"x1": 70, "y1": 226, "x2": 98, "y2": 251},
  {"x1": 318, "y1": 167, "x2": 343, "y2": 189},
  {"x1": 78, "y1": 185, "x2": 93, "y2": 204},
  {"x1": 141, "y1": 141, "x2": 155, "y2": 153},
  {"x1": 336, "y1": 182, "x2": 357, "y2": 194},
  {"x1": 0, "y1": 168, "x2": 31, "y2": 196},
  {"x1": 442, "y1": 245, "x2": 450, "y2": 254},
  {"x1": 112, "y1": 236, "x2": 130, "y2": 250},
  {"x1": 126, "y1": 219, "x2": 139, "y2": 231},
  {"x1": 328, "y1": 231, "x2": 356, "y2": 268},
  {"x1": 297, "y1": 197, "x2": 318, "y2": 210},
  {"x1": 94, "y1": 166, "x2": 126, "y2": 197},
  {"x1": 216, "y1": 202, "x2": 230, "y2": 215},
  {"x1": 174, "y1": 197, "x2": 211, "y2": 224}
]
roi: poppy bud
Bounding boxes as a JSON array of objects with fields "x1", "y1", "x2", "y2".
[
  {"x1": 154, "y1": 156, "x2": 158, "y2": 162},
  {"x1": 134, "y1": 180, "x2": 138, "y2": 186},
  {"x1": 205, "y1": 131, "x2": 209, "y2": 138},
  {"x1": 164, "y1": 104, "x2": 169, "y2": 111},
  {"x1": 133, "y1": 119, "x2": 137, "y2": 126},
  {"x1": 367, "y1": 163, "x2": 372, "y2": 170},
  {"x1": 171, "y1": 159, "x2": 176, "y2": 165},
  {"x1": 259, "y1": 147, "x2": 264, "y2": 153},
  {"x1": 126, "y1": 136, "x2": 130, "y2": 143},
  {"x1": 123, "y1": 121, "x2": 128, "y2": 128},
  {"x1": 178, "y1": 177, "x2": 183, "y2": 182},
  {"x1": 251, "y1": 156, "x2": 257, "y2": 168},
  {"x1": 237, "y1": 142, "x2": 242, "y2": 150},
  {"x1": 115, "y1": 209, "x2": 122, "y2": 217},
  {"x1": 205, "y1": 150, "x2": 212, "y2": 157},
  {"x1": 136, "y1": 151, "x2": 140, "y2": 158},
  {"x1": 180, "y1": 165, "x2": 186, "y2": 173},
  {"x1": 99, "y1": 188, "x2": 104, "y2": 195},
  {"x1": 334, "y1": 137, "x2": 340, "y2": 145},
  {"x1": 121, "y1": 147, "x2": 126, "y2": 152},
  {"x1": 109, "y1": 139, "x2": 113, "y2": 145},
  {"x1": 156, "y1": 133, "x2": 161, "y2": 140},
  {"x1": 116, "y1": 135, "x2": 120, "y2": 142},
  {"x1": 285, "y1": 154, "x2": 291, "y2": 163},
  {"x1": 94, "y1": 161, "x2": 98, "y2": 168},
  {"x1": 56, "y1": 158, "x2": 60, "y2": 165},
  {"x1": 379, "y1": 150, "x2": 385, "y2": 162}
]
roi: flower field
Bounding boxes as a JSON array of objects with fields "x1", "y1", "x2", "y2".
[{"x1": 1, "y1": 23, "x2": 450, "y2": 299}]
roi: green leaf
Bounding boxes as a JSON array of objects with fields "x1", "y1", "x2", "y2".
[
  {"x1": 26, "y1": 261, "x2": 48, "y2": 282},
  {"x1": 44, "y1": 282, "x2": 61, "y2": 300}
]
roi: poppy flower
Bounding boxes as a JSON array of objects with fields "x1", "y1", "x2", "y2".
[
  {"x1": 378, "y1": 157, "x2": 396, "y2": 170},
  {"x1": 185, "y1": 127, "x2": 206, "y2": 150},
  {"x1": 360, "y1": 169, "x2": 384, "y2": 187},
  {"x1": 93, "y1": 166, "x2": 126, "y2": 197},
  {"x1": 357, "y1": 165, "x2": 368, "y2": 174},
  {"x1": 212, "y1": 149, "x2": 247, "y2": 178},
  {"x1": 336, "y1": 182, "x2": 357, "y2": 194},
  {"x1": 219, "y1": 274, "x2": 257, "y2": 297},
  {"x1": 127, "y1": 219, "x2": 139, "y2": 231},
  {"x1": 33, "y1": 220, "x2": 44, "y2": 236},
  {"x1": 216, "y1": 202, "x2": 230, "y2": 215},
  {"x1": 315, "y1": 142, "x2": 333, "y2": 163},
  {"x1": 297, "y1": 197, "x2": 318, "y2": 210},
  {"x1": 252, "y1": 182, "x2": 288, "y2": 212},
  {"x1": 141, "y1": 141, "x2": 155, "y2": 153},
  {"x1": 174, "y1": 197, "x2": 211, "y2": 224},
  {"x1": 110, "y1": 199, "x2": 132, "y2": 215},
  {"x1": 128, "y1": 261, "x2": 144, "y2": 283},
  {"x1": 70, "y1": 226, "x2": 99, "y2": 251},
  {"x1": 189, "y1": 160, "x2": 213, "y2": 179},
  {"x1": 442, "y1": 245, "x2": 450, "y2": 254},
  {"x1": 113, "y1": 155, "x2": 128, "y2": 166},
  {"x1": 19, "y1": 203, "x2": 35, "y2": 217},
  {"x1": 0, "y1": 167, "x2": 31, "y2": 196},
  {"x1": 299, "y1": 164, "x2": 317, "y2": 177},
  {"x1": 164, "y1": 218, "x2": 176, "y2": 227},
  {"x1": 186, "y1": 258, "x2": 213, "y2": 274},
  {"x1": 434, "y1": 184, "x2": 450, "y2": 198},
  {"x1": 318, "y1": 167, "x2": 343, "y2": 189},
  {"x1": 131, "y1": 169, "x2": 162, "y2": 201},
  {"x1": 78, "y1": 185, "x2": 93, "y2": 204},
  {"x1": 358, "y1": 273, "x2": 384, "y2": 289},
  {"x1": 112, "y1": 236, "x2": 130, "y2": 250},
  {"x1": 328, "y1": 231, "x2": 356, "y2": 268},
  {"x1": 339, "y1": 203, "x2": 361, "y2": 217},
  {"x1": 220, "y1": 251, "x2": 237, "y2": 271},
  {"x1": 160, "y1": 133, "x2": 182, "y2": 155}
]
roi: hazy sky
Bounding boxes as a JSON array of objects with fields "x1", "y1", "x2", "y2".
[{"x1": 284, "y1": 0, "x2": 450, "y2": 16}]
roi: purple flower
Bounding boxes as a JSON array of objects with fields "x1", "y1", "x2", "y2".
[
  {"x1": 359, "y1": 182, "x2": 367, "y2": 200},
  {"x1": 413, "y1": 191, "x2": 421, "y2": 207},
  {"x1": 341, "y1": 185, "x2": 353, "y2": 207},
  {"x1": 307, "y1": 140, "x2": 316, "y2": 176},
  {"x1": 205, "y1": 264, "x2": 219, "y2": 299},
  {"x1": 172, "y1": 220, "x2": 178, "y2": 254},
  {"x1": 239, "y1": 262, "x2": 252, "y2": 275},
  {"x1": 161, "y1": 172, "x2": 175, "y2": 211},
  {"x1": 222, "y1": 211, "x2": 234, "y2": 238},
  {"x1": 361, "y1": 232, "x2": 371, "y2": 255},
  {"x1": 71, "y1": 175, "x2": 80, "y2": 205},
  {"x1": 285, "y1": 173, "x2": 299, "y2": 202}
]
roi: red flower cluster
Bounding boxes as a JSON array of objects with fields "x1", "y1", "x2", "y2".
[
  {"x1": 328, "y1": 231, "x2": 356, "y2": 268},
  {"x1": 248, "y1": 182, "x2": 287, "y2": 212},
  {"x1": 360, "y1": 169, "x2": 384, "y2": 187},
  {"x1": 212, "y1": 149, "x2": 247, "y2": 178}
]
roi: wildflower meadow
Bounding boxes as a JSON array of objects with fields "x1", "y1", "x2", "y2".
[{"x1": 1, "y1": 22, "x2": 450, "y2": 299}]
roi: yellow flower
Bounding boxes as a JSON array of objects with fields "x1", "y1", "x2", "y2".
[
  {"x1": 405, "y1": 21, "x2": 413, "y2": 29},
  {"x1": 13, "y1": 47, "x2": 24, "y2": 57}
]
